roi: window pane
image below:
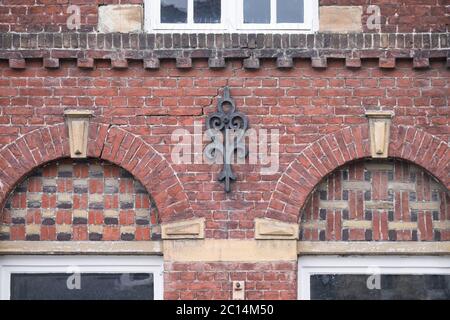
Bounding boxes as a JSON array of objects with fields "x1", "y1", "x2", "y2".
[
  {"x1": 244, "y1": 0, "x2": 270, "y2": 24},
  {"x1": 194, "y1": 0, "x2": 221, "y2": 23},
  {"x1": 11, "y1": 273, "x2": 154, "y2": 300},
  {"x1": 161, "y1": 0, "x2": 187, "y2": 23},
  {"x1": 277, "y1": 0, "x2": 304, "y2": 23},
  {"x1": 310, "y1": 274, "x2": 450, "y2": 300}
]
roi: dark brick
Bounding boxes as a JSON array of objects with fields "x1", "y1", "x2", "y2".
[
  {"x1": 42, "y1": 218, "x2": 55, "y2": 226},
  {"x1": 104, "y1": 217, "x2": 118, "y2": 225},
  {"x1": 121, "y1": 233, "x2": 135, "y2": 241},
  {"x1": 73, "y1": 217, "x2": 87, "y2": 225},
  {"x1": 26, "y1": 234, "x2": 40, "y2": 241},
  {"x1": 89, "y1": 233, "x2": 103, "y2": 241},
  {"x1": 57, "y1": 233, "x2": 72, "y2": 241}
]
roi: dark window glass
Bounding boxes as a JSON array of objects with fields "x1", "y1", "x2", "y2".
[
  {"x1": 11, "y1": 273, "x2": 154, "y2": 300},
  {"x1": 194, "y1": 0, "x2": 221, "y2": 23},
  {"x1": 161, "y1": 0, "x2": 187, "y2": 23},
  {"x1": 310, "y1": 274, "x2": 450, "y2": 300},
  {"x1": 244, "y1": 0, "x2": 270, "y2": 24},
  {"x1": 277, "y1": 0, "x2": 304, "y2": 23}
]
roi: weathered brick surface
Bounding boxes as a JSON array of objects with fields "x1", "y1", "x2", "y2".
[
  {"x1": 0, "y1": 1, "x2": 448, "y2": 301},
  {"x1": 164, "y1": 261, "x2": 297, "y2": 300},
  {"x1": 0, "y1": 159, "x2": 159, "y2": 241},
  {"x1": 0, "y1": 1, "x2": 447, "y2": 32},
  {"x1": 0, "y1": 58, "x2": 448, "y2": 239},
  {"x1": 300, "y1": 159, "x2": 450, "y2": 242}
]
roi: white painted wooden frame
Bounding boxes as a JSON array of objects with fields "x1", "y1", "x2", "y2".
[
  {"x1": 146, "y1": 0, "x2": 230, "y2": 32},
  {"x1": 298, "y1": 255, "x2": 450, "y2": 300},
  {"x1": 236, "y1": 0, "x2": 318, "y2": 32},
  {"x1": 145, "y1": 0, "x2": 319, "y2": 33},
  {"x1": 0, "y1": 255, "x2": 164, "y2": 300}
]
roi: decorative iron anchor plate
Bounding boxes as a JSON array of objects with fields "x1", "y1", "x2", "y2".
[{"x1": 205, "y1": 87, "x2": 249, "y2": 192}]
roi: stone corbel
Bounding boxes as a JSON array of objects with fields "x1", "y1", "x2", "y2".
[
  {"x1": 255, "y1": 218, "x2": 299, "y2": 240},
  {"x1": 64, "y1": 110, "x2": 94, "y2": 159},
  {"x1": 365, "y1": 111, "x2": 394, "y2": 158},
  {"x1": 161, "y1": 218, "x2": 205, "y2": 240}
]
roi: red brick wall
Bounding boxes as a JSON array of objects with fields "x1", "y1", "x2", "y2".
[
  {"x1": 322, "y1": 0, "x2": 449, "y2": 32},
  {"x1": 0, "y1": 58, "x2": 448, "y2": 236},
  {"x1": 0, "y1": 0, "x2": 447, "y2": 32},
  {"x1": 0, "y1": 36, "x2": 448, "y2": 300},
  {"x1": 164, "y1": 261, "x2": 297, "y2": 300}
]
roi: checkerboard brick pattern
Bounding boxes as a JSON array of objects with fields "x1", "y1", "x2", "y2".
[
  {"x1": 300, "y1": 160, "x2": 450, "y2": 242},
  {"x1": 0, "y1": 159, "x2": 159, "y2": 241}
]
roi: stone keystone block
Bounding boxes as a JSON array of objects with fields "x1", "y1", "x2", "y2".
[
  {"x1": 64, "y1": 110, "x2": 94, "y2": 159},
  {"x1": 365, "y1": 111, "x2": 394, "y2": 159}
]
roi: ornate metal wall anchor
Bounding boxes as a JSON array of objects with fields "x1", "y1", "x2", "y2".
[{"x1": 205, "y1": 87, "x2": 249, "y2": 192}]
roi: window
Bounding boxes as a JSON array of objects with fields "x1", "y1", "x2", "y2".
[
  {"x1": 240, "y1": 0, "x2": 306, "y2": 28},
  {"x1": 0, "y1": 256, "x2": 164, "y2": 300},
  {"x1": 148, "y1": 0, "x2": 226, "y2": 31},
  {"x1": 298, "y1": 256, "x2": 450, "y2": 300},
  {"x1": 145, "y1": 0, "x2": 318, "y2": 32}
]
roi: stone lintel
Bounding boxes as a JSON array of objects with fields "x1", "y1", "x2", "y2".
[
  {"x1": 161, "y1": 218, "x2": 205, "y2": 240},
  {"x1": 255, "y1": 218, "x2": 299, "y2": 240}
]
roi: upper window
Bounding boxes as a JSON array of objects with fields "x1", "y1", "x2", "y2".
[{"x1": 145, "y1": 0, "x2": 318, "y2": 32}]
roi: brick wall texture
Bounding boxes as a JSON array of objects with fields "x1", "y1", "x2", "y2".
[
  {"x1": 0, "y1": 0, "x2": 449, "y2": 301},
  {"x1": 0, "y1": 58, "x2": 447, "y2": 235},
  {"x1": 0, "y1": 56, "x2": 448, "y2": 300},
  {"x1": 0, "y1": 159, "x2": 159, "y2": 241},
  {"x1": 0, "y1": 0, "x2": 448, "y2": 32},
  {"x1": 300, "y1": 159, "x2": 450, "y2": 242},
  {"x1": 164, "y1": 261, "x2": 297, "y2": 300}
]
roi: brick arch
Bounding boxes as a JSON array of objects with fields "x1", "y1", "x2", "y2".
[
  {"x1": 0, "y1": 123, "x2": 193, "y2": 223},
  {"x1": 265, "y1": 124, "x2": 450, "y2": 223}
]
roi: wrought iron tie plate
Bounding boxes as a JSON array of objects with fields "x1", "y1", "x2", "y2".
[{"x1": 205, "y1": 87, "x2": 249, "y2": 192}]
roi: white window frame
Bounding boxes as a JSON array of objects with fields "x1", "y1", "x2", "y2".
[
  {"x1": 0, "y1": 255, "x2": 164, "y2": 300},
  {"x1": 145, "y1": 0, "x2": 319, "y2": 33},
  {"x1": 146, "y1": 0, "x2": 230, "y2": 32},
  {"x1": 298, "y1": 255, "x2": 450, "y2": 300},
  {"x1": 236, "y1": 0, "x2": 317, "y2": 32}
]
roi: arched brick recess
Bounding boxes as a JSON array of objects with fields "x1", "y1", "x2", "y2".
[
  {"x1": 265, "y1": 125, "x2": 450, "y2": 224},
  {"x1": 0, "y1": 159, "x2": 159, "y2": 241},
  {"x1": 300, "y1": 159, "x2": 450, "y2": 242},
  {"x1": 0, "y1": 123, "x2": 193, "y2": 223}
]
